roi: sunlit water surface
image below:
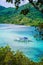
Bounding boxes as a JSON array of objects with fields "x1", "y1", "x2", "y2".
[{"x1": 0, "y1": 24, "x2": 43, "y2": 62}]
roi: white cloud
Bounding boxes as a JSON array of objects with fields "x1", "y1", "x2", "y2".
[{"x1": 0, "y1": 0, "x2": 14, "y2": 8}]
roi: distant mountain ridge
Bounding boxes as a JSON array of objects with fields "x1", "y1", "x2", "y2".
[
  {"x1": 0, "y1": 4, "x2": 43, "y2": 17},
  {"x1": 0, "y1": 4, "x2": 43, "y2": 25},
  {"x1": 0, "y1": 6, "x2": 6, "y2": 11}
]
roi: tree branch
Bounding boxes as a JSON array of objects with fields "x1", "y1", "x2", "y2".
[{"x1": 28, "y1": 0, "x2": 43, "y2": 13}]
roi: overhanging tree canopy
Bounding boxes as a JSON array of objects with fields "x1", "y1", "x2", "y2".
[{"x1": 6, "y1": 0, "x2": 43, "y2": 13}]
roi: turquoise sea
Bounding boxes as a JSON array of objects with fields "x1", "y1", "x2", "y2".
[{"x1": 0, "y1": 24, "x2": 43, "y2": 62}]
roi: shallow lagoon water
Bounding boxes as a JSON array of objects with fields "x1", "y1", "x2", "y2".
[{"x1": 0, "y1": 24, "x2": 43, "y2": 62}]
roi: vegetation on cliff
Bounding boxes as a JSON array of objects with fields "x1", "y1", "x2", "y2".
[{"x1": 0, "y1": 46, "x2": 43, "y2": 65}]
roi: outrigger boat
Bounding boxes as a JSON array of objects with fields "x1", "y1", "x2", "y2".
[{"x1": 14, "y1": 37, "x2": 32, "y2": 42}]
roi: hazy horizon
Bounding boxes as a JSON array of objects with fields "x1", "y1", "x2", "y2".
[{"x1": 0, "y1": 0, "x2": 29, "y2": 8}]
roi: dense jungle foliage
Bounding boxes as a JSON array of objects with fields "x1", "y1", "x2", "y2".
[{"x1": 0, "y1": 46, "x2": 43, "y2": 65}]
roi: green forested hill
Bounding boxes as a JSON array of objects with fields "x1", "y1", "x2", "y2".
[{"x1": 0, "y1": 4, "x2": 43, "y2": 26}]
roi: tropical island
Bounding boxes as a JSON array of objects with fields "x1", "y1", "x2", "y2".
[{"x1": 0, "y1": 1, "x2": 43, "y2": 27}]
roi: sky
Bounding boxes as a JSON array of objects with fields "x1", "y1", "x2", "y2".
[{"x1": 0, "y1": 0, "x2": 29, "y2": 8}]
